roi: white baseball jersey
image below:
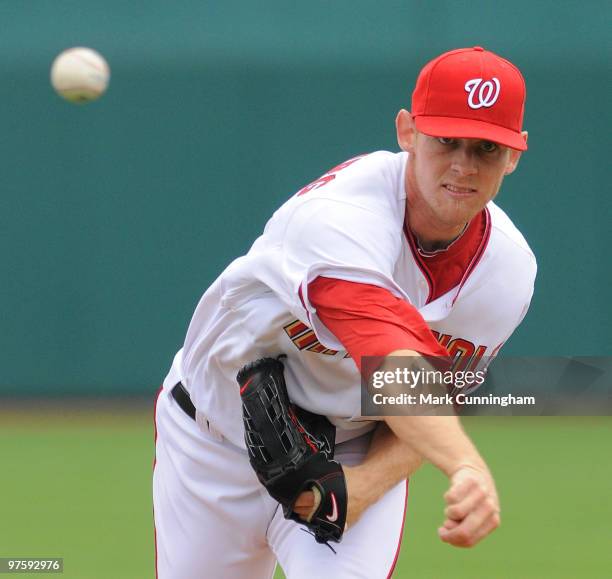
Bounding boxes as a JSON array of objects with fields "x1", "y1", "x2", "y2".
[{"x1": 168, "y1": 150, "x2": 537, "y2": 449}]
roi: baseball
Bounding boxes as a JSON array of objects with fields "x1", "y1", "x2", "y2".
[{"x1": 50, "y1": 47, "x2": 110, "y2": 103}]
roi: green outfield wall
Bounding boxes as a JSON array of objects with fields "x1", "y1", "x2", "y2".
[{"x1": 1, "y1": 1, "x2": 610, "y2": 394}]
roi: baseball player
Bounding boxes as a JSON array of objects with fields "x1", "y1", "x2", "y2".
[{"x1": 153, "y1": 46, "x2": 536, "y2": 578}]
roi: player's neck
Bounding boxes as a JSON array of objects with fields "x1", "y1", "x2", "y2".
[
  {"x1": 404, "y1": 161, "x2": 470, "y2": 251},
  {"x1": 405, "y1": 196, "x2": 468, "y2": 252},
  {"x1": 411, "y1": 223, "x2": 467, "y2": 252},
  {"x1": 413, "y1": 222, "x2": 468, "y2": 252}
]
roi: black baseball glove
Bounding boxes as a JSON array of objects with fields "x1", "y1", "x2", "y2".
[{"x1": 237, "y1": 356, "x2": 347, "y2": 545}]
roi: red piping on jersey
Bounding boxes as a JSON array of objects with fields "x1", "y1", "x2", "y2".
[
  {"x1": 297, "y1": 284, "x2": 313, "y2": 325},
  {"x1": 387, "y1": 480, "x2": 410, "y2": 579},
  {"x1": 452, "y1": 207, "x2": 492, "y2": 305},
  {"x1": 404, "y1": 222, "x2": 435, "y2": 302},
  {"x1": 152, "y1": 386, "x2": 162, "y2": 579}
]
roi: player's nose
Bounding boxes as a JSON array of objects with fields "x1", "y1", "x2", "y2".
[{"x1": 450, "y1": 146, "x2": 478, "y2": 176}]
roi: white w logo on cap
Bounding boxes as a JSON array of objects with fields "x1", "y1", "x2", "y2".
[{"x1": 464, "y1": 78, "x2": 501, "y2": 109}]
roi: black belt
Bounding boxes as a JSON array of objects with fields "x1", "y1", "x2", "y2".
[{"x1": 171, "y1": 382, "x2": 196, "y2": 420}]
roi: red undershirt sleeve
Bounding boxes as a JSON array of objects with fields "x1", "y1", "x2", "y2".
[{"x1": 308, "y1": 276, "x2": 448, "y2": 373}]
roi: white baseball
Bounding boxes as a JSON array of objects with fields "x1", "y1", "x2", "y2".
[{"x1": 50, "y1": 47, "x2": 110, "y2": 103}]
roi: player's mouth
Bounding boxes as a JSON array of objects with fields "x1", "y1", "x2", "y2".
[{"x1": 442, "y1": 183, "x2": 478, "y2": 196}]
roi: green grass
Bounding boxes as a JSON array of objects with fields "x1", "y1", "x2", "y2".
[
  {"x1": 0, "y1": 407, "x2": 610, "y2": 578},
  {"x1": 398, "y1": 418, "x2": 612, "y2": 579},
  {"x1": 0, "y1": 407, "x2": 155, "y2": 579}
]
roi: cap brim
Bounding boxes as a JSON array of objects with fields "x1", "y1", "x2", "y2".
[{"x1": 415, "y1": 116, "x2": 527, "y2": 151}]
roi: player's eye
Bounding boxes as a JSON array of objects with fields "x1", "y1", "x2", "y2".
[
  {"x1": 437, "y1": 137, "x2": 456, "y2": 145},
  {"x1": 480, "y1": 141, "x2": 498, "y2": 153}
]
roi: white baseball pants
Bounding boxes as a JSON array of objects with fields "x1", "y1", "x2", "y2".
[{"x1": 153, "y1": 386, "x2": 409, "y2": 579}]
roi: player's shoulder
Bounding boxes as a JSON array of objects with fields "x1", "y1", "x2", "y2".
[
  {"x1": 345, "y1": 149, "x2": 407, "y2": 193},
  {"x1": 487, "y1": 202, "x2": 536, "y2": 261},
  {"x1": 458, "y1": 203, "x2": 536, "y2": 312},
  {"x1": 298, "y1": 150, "x2": 408, "y2": 207},
  {"x1": 341, "y1": 149, "x2": 407, "y2": 182},
  {"x1": 265, "y1": 150, "x2": 407, "y2": 239},
  {"x1": 486, "y1": 201, "x2": 537, "y2": 280}
]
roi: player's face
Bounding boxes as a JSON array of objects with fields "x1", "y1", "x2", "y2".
[{"x1": 396, "y1": 110, "x2": 525, "y2": 240}]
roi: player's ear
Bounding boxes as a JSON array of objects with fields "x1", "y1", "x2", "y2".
[
  {"x1": 396, "y1": 110, "x2": 417, "y2": 153},
  {"x1": 504, "y1": 131, "x2": 528, "y2": 175}
]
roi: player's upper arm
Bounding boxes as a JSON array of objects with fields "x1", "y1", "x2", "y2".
[
  {"x1": 282, "y1": 199, "x2": 401, "y2": 287},
  {"x1": 308, "y1": 276, "x2": 448, "y2": 369},
  {"x1": 278, "y1": 198, "x2": 407, "y2": 346}
]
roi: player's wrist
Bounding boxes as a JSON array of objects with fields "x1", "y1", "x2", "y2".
[
  {"x1": 449, "y1": 462, "x2": 490, "y2": 479},
  {"x1": 343, "y1": 465, "x2": 377, "y2": 506},
  {"x1": 342, "y1": 465, "x2": 378, "y2": 526},
  {"x1": 440, "y1": 455, "x2": 488, "y2": 478}
]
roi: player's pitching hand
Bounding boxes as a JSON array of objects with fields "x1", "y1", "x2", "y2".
[{"x1": 439, "y1": 465, "x2": 500, "y2": 548}]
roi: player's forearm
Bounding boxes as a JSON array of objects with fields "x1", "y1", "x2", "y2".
[
  {"x1": 341, "y1": 423, "x2": 422, "y2": 526},
  {"x1": 381, "y1": 349, "x2": 487, "y2": 477},
  {"x1": 384, "y1": 414, "x2": 486, "y2": 476},
  {"x1": 348, "y1": 422, "x2": 422, "y2": 497}
]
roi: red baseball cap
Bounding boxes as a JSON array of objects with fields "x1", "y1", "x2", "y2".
[{"x1": 411, "y1": 47, "x2": 527, "y2": 151}]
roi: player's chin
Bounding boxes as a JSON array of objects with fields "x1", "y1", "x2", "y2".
[
  {"x1": 437, "y1": 205, "x2": 477, "y2": 229},
  {"x1": 444, "y1": 196, "x2": 486, "y2": 222}
]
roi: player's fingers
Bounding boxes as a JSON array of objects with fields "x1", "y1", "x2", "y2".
[
  {"x1": 439, "y1": 510, "x2": 499, "y2": 548},
  {"x1": 457, "y1": 497, "x2": 498, "y2": 535},
  {"x1": 465, "y1": 510, "x2": 501, "y2": 546},
  {"x1": 440, "y1": 518, "x2": 460, "y2": 531},
  {"x1": 439, "y1": 500, "x2": 500, "y2": 547},
  {"x1": 293, "y1": 492, "x2": 315, "y2": 520},
  {"x1": 444, "y1": 483, "x2": 488, "y2": 520},
  {"x1": 293, "y1": 488, "x2": 322, "y2": 522},
  {"x1": 439, "y1": 516, "x2": 495, "y2": 548},
  {"x1": 453, "y1": 507, "x2": 501, "y2": 548},
  {"x1": 293, "y1": 491, "x2": 316, "y2": 509},
  {"x1": 293, "y1": 507, "x2": 312, "y2": 520},
  {"x1": 443, "y1": 476, "x2": 478, "y2": 504}
]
